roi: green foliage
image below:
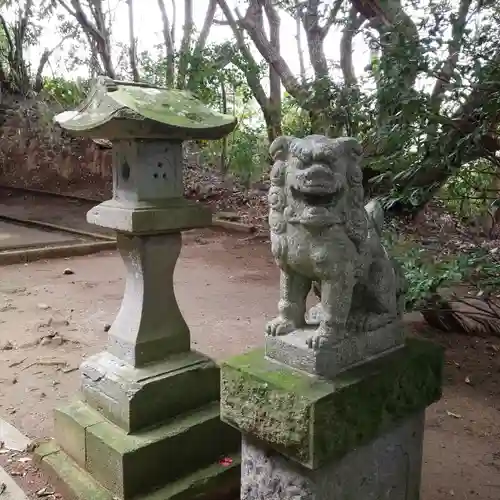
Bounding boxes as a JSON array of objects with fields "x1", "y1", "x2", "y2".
[
  {"x1": 394, "y1": 246, "x2": 463, "y2": 311},
  {"x1": 138, "y1": 42, "x2": 257, "y2": 110},
  {"x1": 385, "y1": 233, "x2": 500, "y2": 311},
  {"x1": 441, "y1": 162, "x2": 499, "y2": 218},
  {"x1": 226, "y1": 125, "x2": 268, "y2": 185},
  {"x1": 281, "y1": 94, "x2": 311, "y2": 137},
  {"x1": 39, "y1": 77, "x2": 88, "y2": 108},
  {"x1": 202, "y1": 123, "x2": 268, "y2": 186}
]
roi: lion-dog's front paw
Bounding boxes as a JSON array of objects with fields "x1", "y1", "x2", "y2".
[
  {"x1": 306, "y1": 331, "x2": 329, "y2": 349},
  {"x1": 306, "y1": 323, "x2": 340, "y2": 350},
  {"x1": 265, "y1": 316, "x2": 297, "y2": 336}
]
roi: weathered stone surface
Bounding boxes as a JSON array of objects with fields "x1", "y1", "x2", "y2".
[
  {"x1": 87, "y1": 138, "x2": 212, "y2": 233},
  {"x1": 35, "y1": 443, "x2": 240, "y2": 500},
  {"x1": 240, "y1": 413, "x2": 424, "y2": 500},
  {"x1": 265, "y1": 135, "x2": 406, "y2": 372},
  {"x1": 87, "y1": 199, "x2": 211, "y2": 233},
  {"x1": 221, "y1": 338, "x2": 443, "y2": 469},
  {"x1": 103, "y1": 232, "x2": 190, "y2": 367},
  {"x1": 54, "y1": 401, "x2": 104, "y2": 466},
  {"x1": 112, "y1": 140, "x2": 184, "y2": 203},
  {"x1": 81, "y1": 350, "x2": 221, "y2": 432},
  {"x1": 52, "y1": 400, "x2": 240, "y2": 499},
  {"x1": 35, "y1": 445, "x2": 114, "y2": 500},
  {"x1": 265, "y1": 323, "x2": 405, "y2": 379}
]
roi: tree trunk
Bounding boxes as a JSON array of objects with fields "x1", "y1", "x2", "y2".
[
  {"x1": 176, "y1": 0, "x2": 193, "y2": 89},
  {"x1": 127, "y1": 0, "x2": 140, "y2": 82},
  {"x1": 156, "y1": 0, "x2": 175, "y2": 86},
  {"x1": 216, "y1": 0, "x2": 281, "y2": 142},
  {"x1": 186, "y1": 0, "x2": 217, "y2": 91},
  {"x1": 263, "y1": 0, "x2": 282, "y2": 139},
  {"x1": 219, "y1": 78, "x2": 228, "y2": 176},
  {"x1": 56, "y1": 0, "x2": 116, "y2": 78},
  {"x1": 294, "y1": 1, "x2": 306, "y2": 83}
]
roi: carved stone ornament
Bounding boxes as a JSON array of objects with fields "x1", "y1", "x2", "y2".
[{"x1": 265, "y1": 134, "x2": 407, "y2": 376}]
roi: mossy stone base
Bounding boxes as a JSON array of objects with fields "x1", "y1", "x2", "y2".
[
  {"x1": 221, "y1": 338, "x2": 443, "y2": 469},
  {"x1": 48, "y1": 400, "x2": 240, "y2": 499},
  {"x1": 81, "y1": 350, "x2": 220, "y2": 433},
  {"x1": 34, "y1": 441, "x2": 240, "y2": 500}
]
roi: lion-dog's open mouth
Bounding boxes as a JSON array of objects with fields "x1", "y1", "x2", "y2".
[{"x1": 290, "y1": 186, "x2": 335, "y2": 206}]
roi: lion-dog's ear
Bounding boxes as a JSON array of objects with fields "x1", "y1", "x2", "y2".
[
  {"x1": 336, "y1": 137, "x2": 363, "y2": 157},
  {"x1": 269, "y1": 136, "x2": 294, "y2": 161}
]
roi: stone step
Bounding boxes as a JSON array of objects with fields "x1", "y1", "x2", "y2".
[
  {"x1": 36, "y1": 443, "x2": 240, "y2": 500},
  {"x1": 47, "y1": 400, "x2": 240, "y2": 499}
]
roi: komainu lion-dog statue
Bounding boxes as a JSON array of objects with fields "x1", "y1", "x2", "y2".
[{"x1": 266, "y1": 134, "x2": 406, "y2": 351}]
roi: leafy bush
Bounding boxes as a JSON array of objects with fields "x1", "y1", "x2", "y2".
[
  {"x1": 40, "y1": 77, "x2": 88, "y2": 108},
  {"x1": 386, "y1": 236, "x2": 500, "y2": 312},
  {"x1": 227, "y1": 125, "x2": 268, "y2": 185},
  {"x1": 201, "y1": 124, "x2": 268, "y2": 186},
  {"x1": 441, "y1": 162, "x2": 499, "y2": 219}
]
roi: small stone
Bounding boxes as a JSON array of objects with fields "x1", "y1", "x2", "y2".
[
  {"x1": 36, "y1": 486, "x2": 55, "y2": 497},
  {"x1": 465, "y1": 376, "x2": 471, "y2": 384},
  {"x1": 51, "y1": 335, "x2": 64, "y2": 346},
  {"x1": 0, "y1": 341, "x2": 14, "y2": 351},
  {"x1": 103, "y1": 323, "x2": 111, "y2": 332},
  {"x1": 37, "y1": 303, "x2": 50, "y2": 310},
  {"x1": 63, "y1": 268, "x2": 74, "y2": 275},
  {"x1": 39, "y1": 337, "x2": 52, "y2": 346}
]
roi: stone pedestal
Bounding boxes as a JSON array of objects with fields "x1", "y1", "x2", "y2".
[
  {"x1": 221, "y1": 339, "x2": 443, "y2": 500},
  {"x1": 35, "y1": 79, "x2": 241, "y2": 500}
]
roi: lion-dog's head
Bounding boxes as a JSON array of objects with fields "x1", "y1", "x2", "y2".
[{"x1": 268, "y1": 134, "x2": 368, "y2": 250}]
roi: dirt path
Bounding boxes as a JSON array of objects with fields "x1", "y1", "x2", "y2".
[{"x1": 0, "y1": 230, "x2": 499, "y2": 499}]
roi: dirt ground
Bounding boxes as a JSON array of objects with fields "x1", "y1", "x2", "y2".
[
  {"x1": 0, "y1": 230, "x2": 499, "y2": 499},
  {"x1": 0, "y1": 187, "x2": 112, "y2": 236}
]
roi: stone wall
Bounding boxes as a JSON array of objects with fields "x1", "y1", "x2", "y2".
[{"x1": 0, "y1": 97, "x2": 112, "y2": 200}]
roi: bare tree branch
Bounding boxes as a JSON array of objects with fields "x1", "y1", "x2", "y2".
[
  {"x1": 127, "y1": 0, "x2": 140, "y2": 81},
  {"x1": 177, "y1": 0, "x2": 193, "y2": 88},
  {"x1": 56, "y1": 0, "x2": 115, "y2": 78},
  {"x1": 157, "y1": 0, "x2": 175, "y2": 86},
  {"x1": 236, "y1": 0, "x2": 305, "y2": 102},
  {"x1": 34, "y1": 33, "x2": 74, "y2": 92},
  {"x1": 430, "y1": 0, "x2": 473, "y2": 108},
  {"x1": 303, "y1": 0, "x2": 329, "y2": 78},
  {"x1": 216, "y1": 0, "x2": 281, "y2": 141},
  {"x1": 215, "y1": 0, "x2": 268, "y2": 109},
  {"x1": 294, "y1": 0, "x2": 306, "y2": 83},
  {"x1": 322, "y1": 0, "x2": 343, "y2": 35},
  {"x1": 170, "y1": 0, "x2": 176, "y2": 43},
  {"x1": 192, "y1": 0, "x2": 217, "y2": 58},
  {"x1": 262, "y1": 0, "x2": 281, "y2": 127},
  {"x1": 340, "y1": 6, "x2": 363, "y2": 87},
  {"x1": 186, "y1": 0, "x2": 218, "y2": 90}
]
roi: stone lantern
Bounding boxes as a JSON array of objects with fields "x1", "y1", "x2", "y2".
[{"x1": 35, "y1": 77, "x2": 240, "y2": 500}]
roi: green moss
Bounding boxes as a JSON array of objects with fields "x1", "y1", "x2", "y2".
[
  {"x1": 220, "y1": 338, "x2": 443, "y2": 469},
  {"x1": 55, "y1": 76, "x2": 237, "y2": 140}
]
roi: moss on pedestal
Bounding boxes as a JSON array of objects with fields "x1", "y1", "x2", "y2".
[{"x1": 220, "y1": 338, "x2": 443, "y2": 469}]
